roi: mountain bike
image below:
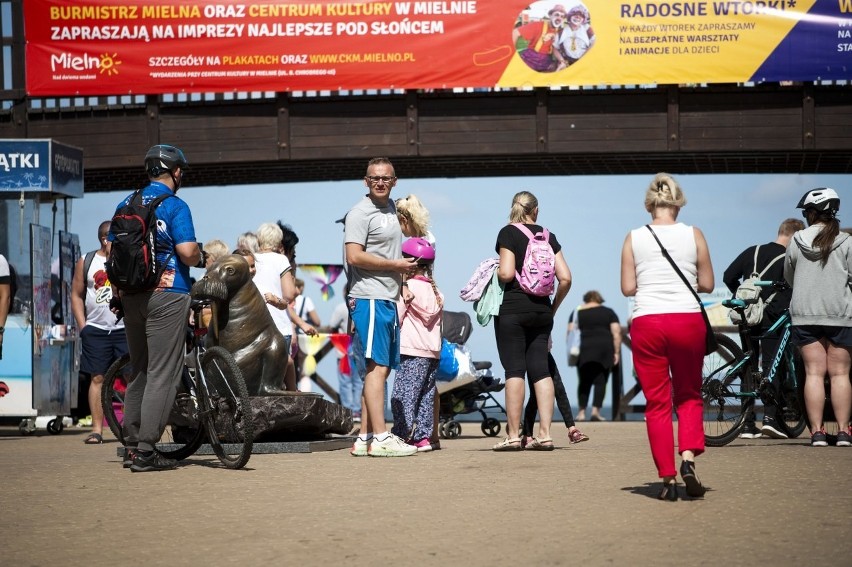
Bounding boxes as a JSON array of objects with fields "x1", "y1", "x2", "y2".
[
  {"x1": 101, "y1": 281, "x2": 254, "y2": 469},
  {"x1": 701, "y1": 281, "x2": 806, "y2": 447}
]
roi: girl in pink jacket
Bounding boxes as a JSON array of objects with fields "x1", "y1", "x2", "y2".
[{"x1": 391, "y1": 238, "x2": 443, "y2": 451}]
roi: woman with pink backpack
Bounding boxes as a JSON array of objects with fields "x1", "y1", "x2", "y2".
[{"x1": 492, "y1": 191, "x2": 572, "y2": 451}]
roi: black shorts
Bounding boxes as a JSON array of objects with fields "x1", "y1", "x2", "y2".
[
  {"x1": 80, "y1": 326, "x2": 129, "y2": 376},
  {"x1": 791, "y1": 325, "x2": 852, "y2": 348}
]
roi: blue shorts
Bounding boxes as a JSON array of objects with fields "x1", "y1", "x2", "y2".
[
  {"x1": 80, "y1": 326, "x2": 129, "y2": 376},
  {"x1": 349, "y1": 298, "x2": 400, "y2": 370},
  {"x1": 792, "y1": 325, "x2": 852, "y2": 348}
]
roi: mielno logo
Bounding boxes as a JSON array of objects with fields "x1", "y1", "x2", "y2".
[{"x1": 50, "y1": 52, "x2": 122, "y2": 75}]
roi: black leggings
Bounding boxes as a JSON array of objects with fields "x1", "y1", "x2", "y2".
[
  {"x1": 577, "y1": 361, "x2": 608, "y2": 409},
  {"x1": 522, "y1": 352, "x2": 576, "y2": 436},
  {"x1": 494, "y1": 311, "x2": 553, "y2": 383}
]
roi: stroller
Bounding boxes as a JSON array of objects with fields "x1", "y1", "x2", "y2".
[{"x1": 436, "y1": 311, "x2": 506, "y2": 439}]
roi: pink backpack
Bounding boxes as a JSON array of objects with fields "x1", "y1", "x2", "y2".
[{"x1": 512, "y1": 223, "x2": 555, "y2": 297}]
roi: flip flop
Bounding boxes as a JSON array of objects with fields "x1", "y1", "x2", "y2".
[{"x1": 84, "y1": 433, "x2": 103, "y2": 445}]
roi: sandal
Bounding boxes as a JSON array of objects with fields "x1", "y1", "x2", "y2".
[
  {"x1": 492, "y1": 437, "x2": 522, "y2": 451},
  {"x1": 525, "y1": 437, "x2": 555, "y2": 451},
  {"x1": 568, "y1": 429, "x2": 589, "y2": 444},
  {"x1": 84, "y1": 433, "x2": 103, "y2": 445}
]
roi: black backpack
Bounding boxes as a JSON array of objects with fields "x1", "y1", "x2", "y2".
[{"x1": 106, "y1": 189, "x2": 175, "y2": 293}]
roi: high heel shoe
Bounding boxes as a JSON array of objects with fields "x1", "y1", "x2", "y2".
[
  {"x1": 680, "y1": 460, "x2": 707, "y2": 497},
  {"x1": 658, "y1": 481, "x2": 679, "y2": 501}
]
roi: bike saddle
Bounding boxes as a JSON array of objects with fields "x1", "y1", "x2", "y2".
[{"x1": 473, "y1": 361, "x2": 492, "y2": 371}]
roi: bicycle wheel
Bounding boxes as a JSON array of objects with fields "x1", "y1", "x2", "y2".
[
  {"x1": 774, "y1": 351, "x2": 807, "y2": 439},
  {"x1": 102, "y1": 354, "x2": 132, "y2": 443},
  {"x1": 702, "y1": 333, "x2": 750, "y2": 447},
  {"x1": 101, "y1": 355, "x2": 204, "y2": 460},
  {"x1": 197, "y1": 346, "x2": 254, "y2": 469}
]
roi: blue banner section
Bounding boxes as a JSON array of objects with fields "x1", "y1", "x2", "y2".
[
  {"x1": 0, "y1": 139, "x2": 83, "y2": 198},
  {"x1": 0, "y1": 140, "x2": 51, "y2": 192},
  {"x1": 751, "y1": 2, "x2": 852, "y2": 82}
]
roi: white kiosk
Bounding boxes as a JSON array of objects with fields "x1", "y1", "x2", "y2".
[{"x1": 0, "y1": 139, "x2": 84, "y2": 434}]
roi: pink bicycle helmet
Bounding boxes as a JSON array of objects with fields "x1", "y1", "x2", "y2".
[{"x1": 402, "y1": 237, "x2": 435, "y2": 264}]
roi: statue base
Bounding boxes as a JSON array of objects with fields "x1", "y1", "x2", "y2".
[{"x1": 249, "y1": 393, "x2": 353, "y2": 442}]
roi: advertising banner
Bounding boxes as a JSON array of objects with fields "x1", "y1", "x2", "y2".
[{"x1": 24, "y1": 0, "x2": 852, "y2": 96}]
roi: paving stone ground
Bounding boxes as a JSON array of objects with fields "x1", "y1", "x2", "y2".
[{"x1": 1, "y1": 421, "x2": 849, "y2": 567}]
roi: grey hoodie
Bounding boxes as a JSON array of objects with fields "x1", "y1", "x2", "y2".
[{"x1": 784, "y1": 225, "x2": 852, "y2": 326}]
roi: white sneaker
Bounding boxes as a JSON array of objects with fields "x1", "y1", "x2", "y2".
[
  {"x1": 368, "y1": 433, "x2": 417, "y2": 457},
  {"x1": 350, "y1": 437, "x2": 370, "y2": 457}
]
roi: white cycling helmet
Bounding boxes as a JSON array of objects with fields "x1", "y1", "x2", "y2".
[{"x1": 796, "y1": 187, "x2": 840, "y2": 214}]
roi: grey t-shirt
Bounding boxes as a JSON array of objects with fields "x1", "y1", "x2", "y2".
[{"x1": 344, "y1": 196, "x2": 402, "y2": 301}]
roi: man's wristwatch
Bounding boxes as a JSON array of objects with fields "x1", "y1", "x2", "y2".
[
  {"x1": 0, "y1": 326, "x2": 5, "y2": 333},
  {"x1": 401, "y1": 281, "x2": 408, "y2": 287}
]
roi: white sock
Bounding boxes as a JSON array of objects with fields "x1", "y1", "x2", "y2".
[
  {"x1": 358, "y1": 434, "x2": 373, "y2": 442},
  {"x1": 374, "y1": 432, "x2": 390, "y2": 442}
]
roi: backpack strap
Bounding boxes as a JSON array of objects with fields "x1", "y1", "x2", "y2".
[
  {"x1": 756, "y1": 252, "x2": 785, "y2": 279},
  {"x1": 749, "y1": 245, "x2": 761, "y2": 277},
  {"x1": 82, "y1": 250, "x2": 97, "y2": 281},
  {"x1": 511, "y1": 223, "x2": 549, "y2": 242},
  {"x1": 147, "y1": 191, "x2": 176, "y2": 268},
  {"x1": 512, "y1": 222, "x2": 535, "y2": 240}
]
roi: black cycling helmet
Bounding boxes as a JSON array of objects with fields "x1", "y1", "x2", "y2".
[
  {"x1": 796, "y1": 187, "x2": 840, "y2": 215},
  {"x1": 144, "y1": 144, "x2": 188, "y2": 178}
]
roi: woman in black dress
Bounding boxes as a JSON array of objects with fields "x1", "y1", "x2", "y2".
[{"x1": 569, "y1": 290, "x2": 621, "y2": 421}]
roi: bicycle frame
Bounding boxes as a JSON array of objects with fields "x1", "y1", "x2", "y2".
[
  {"x1": 717, "y1": 309, "x2": 797, "y2": 405},
  {"x1": 720, "y1": 282, "x2": 798, "y2": 410}
]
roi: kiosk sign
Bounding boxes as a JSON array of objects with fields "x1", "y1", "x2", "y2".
[{"x1": 0, "y1": 139, "x2": 83, "y2": 198}]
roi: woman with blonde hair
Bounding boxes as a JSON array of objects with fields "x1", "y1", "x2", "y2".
[
  {"x1": 493, "y1": 190, "x2": 571, "y2": 451},
  {"x1": 202, "y1": 239, "x2": 229, "y2": 268},
  {"x1": 253, "y1": 222, "x2": 297, "y2": 390},
  {"x1": 621, "y1": 173, "x2": 714, "y2": 500}
]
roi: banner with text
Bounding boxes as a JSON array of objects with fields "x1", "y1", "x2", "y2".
[{"x1": 24, "y1": 0, "x2": 852, "y2": 96}]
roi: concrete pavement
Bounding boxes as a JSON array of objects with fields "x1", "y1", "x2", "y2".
[{"x1": 1, "y1": 421, "x2": 849, "y2": 567}]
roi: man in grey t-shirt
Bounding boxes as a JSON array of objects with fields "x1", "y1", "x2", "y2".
[{"x1": 344, "y1": 157, "x2": 417, "y2": 457}]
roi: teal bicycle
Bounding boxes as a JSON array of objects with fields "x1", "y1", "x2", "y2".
[{"x1": 702, "y1": 281, "x2": 806, "y2": 446}]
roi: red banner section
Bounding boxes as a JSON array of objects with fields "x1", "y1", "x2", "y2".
[
  {"x1": 24, "y1": 0, "x2": 850, "y2": 96},
  {"x1": 25, "y1": 0, "x2": 513, "y2": 95}
]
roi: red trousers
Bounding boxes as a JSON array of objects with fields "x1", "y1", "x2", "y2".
[{"x1": 631, "y1": 312, "x2": 706, "y2": 478}]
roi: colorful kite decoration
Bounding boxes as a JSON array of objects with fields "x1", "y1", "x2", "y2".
[{"x1": 298, "y1": 264, "x2": 344, "y2": 301}]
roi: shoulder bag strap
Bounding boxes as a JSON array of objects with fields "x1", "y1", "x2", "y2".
[{"x1": 644, "y1": 225, "x2": 702, "y2": 308}]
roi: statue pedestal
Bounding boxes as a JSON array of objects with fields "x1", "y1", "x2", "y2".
[{"x1": 249, "y1": 393, "x2": 353, "y2": 442}]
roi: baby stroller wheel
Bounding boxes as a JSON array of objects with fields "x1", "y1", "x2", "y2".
[
  {"x1": 443, "y1": 420, "x2": 462, "y2": 439},
  {"x1": 481, "y1": 417, "x2": 501, "y2": 437}
]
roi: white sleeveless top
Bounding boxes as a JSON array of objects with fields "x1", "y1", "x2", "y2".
[
  {"x1": 630, "y1": 223, "x2": 700, "y2": 318},
  {"x1": 86, "y1": 252, "x2": 124, "y2": 331},
  {"x1": 253, "y1": 251, "x2": 294, "y2": 337}
]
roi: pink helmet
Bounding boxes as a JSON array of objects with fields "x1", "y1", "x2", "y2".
[{"x1": 402, "y1": 237, "x2": 435, "y2": 264}]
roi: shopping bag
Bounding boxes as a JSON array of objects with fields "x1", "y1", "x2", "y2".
[{"x1": 436, "y1": 339, "x2": 459, "y2": 381}]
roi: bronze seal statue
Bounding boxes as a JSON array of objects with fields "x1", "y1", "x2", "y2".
[{"x1": 195, "y1": 254, "x2": 289, "y2": 396}]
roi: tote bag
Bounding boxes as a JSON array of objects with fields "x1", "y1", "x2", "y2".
[{"x1": 567, "y1": 308, "x2": 581, "y2": 367}]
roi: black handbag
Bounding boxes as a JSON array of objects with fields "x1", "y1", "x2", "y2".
[{"x1": 645, "y1": 225, "x2": 718, "y2": 355}]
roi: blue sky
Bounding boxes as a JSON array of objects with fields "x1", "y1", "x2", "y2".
[{"x1": 69, "y1": 172, "x2": 850, "y2": 413}]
